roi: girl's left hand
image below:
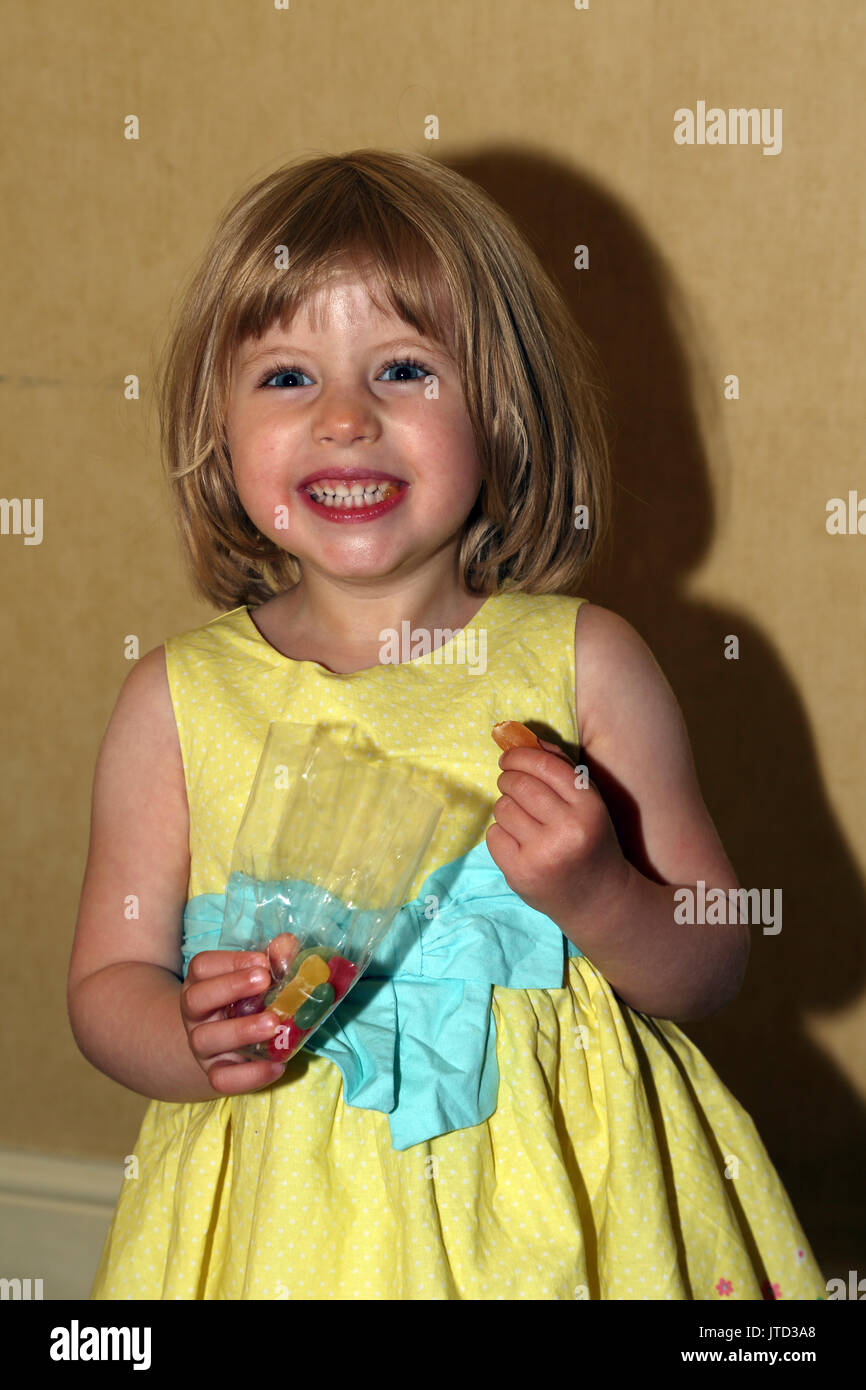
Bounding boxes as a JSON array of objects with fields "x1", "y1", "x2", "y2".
[{"x1": 485, "y1": 738, "x2": 631, "y2": 934}]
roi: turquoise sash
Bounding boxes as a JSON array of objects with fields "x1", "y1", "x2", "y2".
[{"x1": 181, "y1": 839, "x2": 582, "y2": 1151}]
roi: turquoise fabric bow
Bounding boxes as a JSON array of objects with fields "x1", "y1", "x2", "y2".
[{"x1": 181, "y1": 839, "x2": 582, "y2": 1151}]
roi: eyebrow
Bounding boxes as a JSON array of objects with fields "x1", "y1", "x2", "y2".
[{"x1": 239, "y1": 337, "x2": 450, "y2": 368}]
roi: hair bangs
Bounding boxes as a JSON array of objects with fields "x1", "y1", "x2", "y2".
[{"x1": 223, "y1": 185, "x2": 459, "y2": 373}]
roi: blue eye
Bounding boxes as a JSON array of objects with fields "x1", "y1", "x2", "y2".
[
  {"x1": 379, "y1": 357, "x2": 428, "y2": 382},
  {"x1": 256, "y1": 356, "x2": 431, "y2": 389},
  {"x1": 260, "y1": 364, "x2": 313, "y2": 388}
]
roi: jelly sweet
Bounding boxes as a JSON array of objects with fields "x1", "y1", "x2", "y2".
[
  {"x1": 265, "y1": 1017, "x2": 310, "y2": 1062},
  {"x1": 267, "y1": 952, "x2": 331, "y2": 1018},
  {"x1": 328, "y1": 954, "x2": 358, "y2": 1001},
  {"x1": 228, "y1": 991, "x2": 268, "y2": 1019},
  {"x1": 245, "y1": 945, "x2": 361, "y2": 1063},
  {"x1": 491, "y1": 720, "x2": 541, "y2": 751},
  {"x1": 293, "y1": 981, "x2": 335, "y2": 1030},
  {"x1": 292, "y1": 945, "x2": 337, "y2": 970}
]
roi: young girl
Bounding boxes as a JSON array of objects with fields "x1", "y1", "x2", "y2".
[{"x1": 69, "y1": 149, "x2": 826, "y2": 1301}]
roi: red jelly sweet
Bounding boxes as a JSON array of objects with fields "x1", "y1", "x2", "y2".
[
  {"x1": 328, "y1": 954, "x2": 358, "y2": 1001},
  {"x1": 265, "y1": 1017, "x2": 310, "y2": 1062}
]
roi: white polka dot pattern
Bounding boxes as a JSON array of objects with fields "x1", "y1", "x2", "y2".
[{"x1": 88, "y1": 593, "x2": 827, "y2": 1300}]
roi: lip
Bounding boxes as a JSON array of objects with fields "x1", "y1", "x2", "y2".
[
  {"x1": 299, "y1": 481, "x2": 408, "y2": 523},
  {"x1": 297, "y1": 467, "x2": 405, "y2": 489}
]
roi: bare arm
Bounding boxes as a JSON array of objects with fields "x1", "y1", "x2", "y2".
[
  {"x1": 67, "y1": 647, "x2": 280, "y2": 1102},
  {"x1": 569, "y1": 602, "x2": 750, "y2": 1023},
  {"x1": 69, "y1": 963, "x2": 223, "y2": 1103}
]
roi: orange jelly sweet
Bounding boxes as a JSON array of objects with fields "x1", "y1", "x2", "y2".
[
  {"x1": 268, "y1": 953, "x2": 331, "y2": 1018},
  {"x1": 491, "y1": 721, "x2": 542, "y2": 752}
]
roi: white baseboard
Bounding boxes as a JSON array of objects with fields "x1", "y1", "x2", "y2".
[{"x1": 0, "y1": 1147, "x2": 122, "y2": 1301}]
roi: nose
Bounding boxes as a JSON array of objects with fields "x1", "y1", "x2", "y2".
[{"x1": 311, "y1": 383, "x2": 381, "y2": 447}]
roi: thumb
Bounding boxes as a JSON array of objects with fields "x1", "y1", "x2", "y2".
[
  {"x1": 539, "y1": 740, "x2": 601, "y2": 797},
  {"x1": 537, "y1": 737, "x2": 575, "y2": 766}
]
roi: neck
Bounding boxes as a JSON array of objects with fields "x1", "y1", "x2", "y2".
[{"x1": 280, "y1": 573, "x2": 489, "y2": 652}]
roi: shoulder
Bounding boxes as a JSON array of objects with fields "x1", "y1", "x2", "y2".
[
  {"x1": 163, "y1": 605, "x2": 248, "y2": 650},
  {"x1": 493, "y1": 590, "x2": 585, "y2": 645},
  {"x1": 574, "y1": 601, "x2": 676, "y2": 754},
  {"x1": 89, "y1": 644, "x2": 188, "y2": 878},
  {"x1": 115, "y1": 642, "x2": 172, "y2": 711},
  {"x1": 572, "y1": 602, "x2": 738, "y2": 890},
  {"x1": 91, "y1": 644, "x2": 189, "y2": 887},
  {"x1": 159, "y1": 606, "x2": 252, "y2": 682},
  {"x1": 101, "y1": 644, "x2": 182, "y2": 778}
]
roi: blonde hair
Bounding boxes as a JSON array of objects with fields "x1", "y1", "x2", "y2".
[{"x1": 156, "y1": 148, "x2": 613, "y2": 608}]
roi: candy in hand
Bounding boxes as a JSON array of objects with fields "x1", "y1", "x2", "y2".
[
  {"x1": 227, "y1": 991, "x2": 268, "y2": 1019},
  {"x1": 491, "y1": 720, "x2": 575, "y2": 767},
  {"x1": 226, "y1": 931, "x2": 302, "y2": 1019},
  {"x1": 491, "y1": 721, "x2": 542, "y2": 752},
  {"x1": 267, "y1": 952, "x2": 331, "y2": 1018},
  {"x1": 248, "y1": 945, "x2": 362, "y2": 1063}
]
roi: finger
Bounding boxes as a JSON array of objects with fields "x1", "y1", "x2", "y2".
[
  {"x1": 491, "y1": 792, "x2": 544, "y2": 844},
  {"x1": 189, "y1": 1008, "x2": 283, "y2": 1061},
  {"x1": 497, "y1": 745, "x2": 579, "y2": 801},
  {"x1": 183, "y1": 964, "x2": 273, "y2": 1024},
  {"x1": 485, "y1": 818, "x2": 520, "y2": 860},
  {"x1": 187, "y1": 949, "x2": 271, "y2": 981},
  {"x1": 496, "y1": 766, "x2": 571, "y2": 823},
  {"x1": 537, "y1": 737, "x2": 575, "y2": 765},
  {"x1": 207, "y1": 1056, "x2": 288, "y2": 1096}
]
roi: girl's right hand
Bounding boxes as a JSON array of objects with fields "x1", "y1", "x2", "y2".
[{"x1": 180, "y1": 950, "x2": 287, "y2": 1095}]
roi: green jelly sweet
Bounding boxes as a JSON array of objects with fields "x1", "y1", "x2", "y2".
[
  {"x1": 267, "y1": 944, "x2": 336, "y2": 999},
  {"x1": 293, "y1": 981, "x2": 335, "y2": 1031},
  {"x1": 292, "y1": 945, "x2": 337, "y2": 970}
]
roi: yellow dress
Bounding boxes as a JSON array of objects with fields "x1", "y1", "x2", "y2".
[{"x1": 90, "y1": 591, "x2": 827, "y2": 1300}]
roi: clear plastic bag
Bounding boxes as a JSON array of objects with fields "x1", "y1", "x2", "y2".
[{"x1": 217, "y1": 720, "x2": 444, "y2": 1063}]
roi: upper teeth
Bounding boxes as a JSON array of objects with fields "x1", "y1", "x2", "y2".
[{"x1": 306, "y1": 480, "x2": 397, "y2": 507}]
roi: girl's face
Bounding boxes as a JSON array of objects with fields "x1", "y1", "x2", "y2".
[{"x1": 225, "y1": 271, "x2": 483, "y2": 591}]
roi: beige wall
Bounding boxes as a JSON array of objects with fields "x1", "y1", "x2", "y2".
[{"x1": 2, "y1": 0, "x2": 863, "y2": 1274}]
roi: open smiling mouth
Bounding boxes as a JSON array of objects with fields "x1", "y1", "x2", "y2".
[{"x1": 299, "y1": 477, "x2": 408, "y2": 522}]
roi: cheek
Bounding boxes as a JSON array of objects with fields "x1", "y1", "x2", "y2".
[
  {"x1": 228, "y1": 438, "x2": 288, "y2": 531},
  {"x1": 229, "y1": 418, "x2": 284, "y2": 484},
  {"x1": 416, "y1": 403, "x2": 481, "y2": 472},
  {"x1": 450, "y1": 419, "x2": 484, "y2": 497}
]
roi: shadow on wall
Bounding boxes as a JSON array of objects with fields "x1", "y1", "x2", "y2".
[{"x1": 450, "y1": 146, "x2": 866, "y2": 1273}]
